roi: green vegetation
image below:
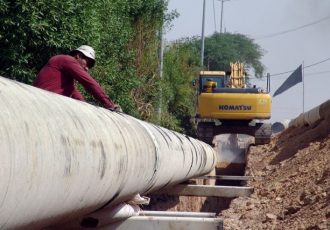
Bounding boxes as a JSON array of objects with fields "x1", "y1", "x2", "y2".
[
  {"x1": 203, "y1": 33, "x2": 265, "y2": 77},
  {"x1": 159, "y1": 37, "x2": 200, "y2": 134},
  {"x1": 0, "y1": 1, "x2": 264, "y2": 134},
  {"x1": 0, "y1": 0, "x2": 168, "y2": 118}
]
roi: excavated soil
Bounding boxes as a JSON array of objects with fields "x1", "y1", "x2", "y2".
[
  {"x1": 147, "y1": 115, "x2": 330, "y2": 229},
  {"x1": 222, "y1": 115, "x2": 330, "y2": 229}
]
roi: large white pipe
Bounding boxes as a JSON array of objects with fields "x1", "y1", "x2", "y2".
[
  {"x1": 0, "y1": 76, "x2": 216, "y2": 229},
  {"x1": 289, "y1": 100, "x2": 330, "y2": 128},
  {"x1": 271, "y1": 119, "x2": 290, "y2": 134}
]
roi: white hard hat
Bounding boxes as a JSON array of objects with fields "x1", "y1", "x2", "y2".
[{"x1": 70, "y1": 45, "x2": 96, "y2": 67}]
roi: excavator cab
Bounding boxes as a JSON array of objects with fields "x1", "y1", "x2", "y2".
[
  {"x1": 199, "y1": 71, "x2": 226, "y2": 93},
  {"x1": 195, "y1": 62, "x2": 272, "y2": 146},
  {"x1": 202, "y1": 79, "x2": 217, "y2": 93}
]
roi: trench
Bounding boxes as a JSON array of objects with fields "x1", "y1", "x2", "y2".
[{"x1": 145, "y1": 133, "x2": 251, "y2": 215}]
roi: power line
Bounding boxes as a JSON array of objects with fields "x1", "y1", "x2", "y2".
[
  {"x1": 268, "y1": 57, "x2": 330, "y2": 77},
  {"x1": 304, "y1": 57, "x2": 330, "y2": 68},
  {"x1": 305, "y1": 70, "x2": 330, "y2": 76},
  {"x1": 250, "y1": 71, "x2": 330, "y2": 81},
  {"x1": 269, "y1": 72, "x2": 330, "y2": 81},
  {"x1": 270, "y1": 70, "x2": 293, "y2": 77},
  {"x1": 254, "y1": 15, "x2": 330, "y2": 40}
]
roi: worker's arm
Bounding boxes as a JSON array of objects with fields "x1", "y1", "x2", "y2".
[
  {"x1": 71, "y1": 88, "x2": 85, "y2": 101},
  {"x1": 62, "y1": 58, "x2": 115, "y2": 109}
]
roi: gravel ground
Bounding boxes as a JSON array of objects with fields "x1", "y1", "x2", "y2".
[{"x1": 221, "y1": 115, "x2": 330, "y2": 230}]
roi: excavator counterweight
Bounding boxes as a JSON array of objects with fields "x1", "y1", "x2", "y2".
[{"x1": 195, "y1": 62, "x2": 272, "y2": 146}]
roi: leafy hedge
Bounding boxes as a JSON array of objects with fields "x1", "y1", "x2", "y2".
[
  {"x1": 0, "y1": 0, "x2": 167, "y2": 118},
  {"x1": 160, "y1": 38, "x2": 200, "y2": 134}
]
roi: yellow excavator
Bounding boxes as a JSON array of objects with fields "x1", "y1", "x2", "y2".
[{"x1": 195, "y1": 62, "x2": 272, "y2": 146}]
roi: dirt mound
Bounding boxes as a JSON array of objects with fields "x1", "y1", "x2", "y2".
[{"x1": 221, "y1": 116, "x2": 330, "y2": 229}]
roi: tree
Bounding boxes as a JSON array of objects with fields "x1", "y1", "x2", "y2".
[
  {"x1": 161, "y1": 32, "x2": 265, "y2": 133},
  {"x1": 202, "y1": 33, "x2": 265, "y2": 77}
]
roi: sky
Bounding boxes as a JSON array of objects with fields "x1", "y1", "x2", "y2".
[{"x1": 165, "y1": 0, "x2": 330, "y2": 122}]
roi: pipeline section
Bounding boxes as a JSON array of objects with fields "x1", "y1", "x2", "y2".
[
  {"x1": 271, "y1": 119, "x2": 290, "y2": 134},
  {"x1": 289, "y1": 99, "x2": 330, "y2": 127},
  {"x1": 0, "y1": 76, "x2": 216, "y2": 229}
]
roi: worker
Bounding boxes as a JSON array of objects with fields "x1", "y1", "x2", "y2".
[
  {"x1": 203, "y1": 79, "x2": 217, "y2": 93},
  {"x1": 33, "y1": 45, "x2": 122, "y2": 111}
]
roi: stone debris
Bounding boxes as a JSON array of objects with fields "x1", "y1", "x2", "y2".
[{"x1": 222, "y1": 115, "x2": 330, "y2": 230}]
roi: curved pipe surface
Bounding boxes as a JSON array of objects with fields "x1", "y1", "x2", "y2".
[
  {"x1": 289, "y1": 100, "x2": 330, "y2": 127},
  {"x1": 0, "y1": 77, "x2": 216, "y2": 229},
  {"x1": 271, "y1": 119, "x2": 290, "y2": 134}
]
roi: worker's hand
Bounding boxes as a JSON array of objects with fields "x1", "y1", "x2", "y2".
[
  {"x1": 108, "y1": 104, "x2": 123, "y2": 112},
  {"x1": 113, "y1": 104, "x2": 123, "y2": 112}
]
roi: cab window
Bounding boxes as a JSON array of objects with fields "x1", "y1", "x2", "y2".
[{"x1": 199, "y1": 76, "x2": 225, "y2": 92}]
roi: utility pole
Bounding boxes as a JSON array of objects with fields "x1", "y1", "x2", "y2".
[
  {"x1": 202, "y1": 0, "x2": 229, "y2": 67},
  {"x1": 201, "y1": 0, "x2": 206, "y2": 67},
  {"x1": 157, "y1": 25, "x2": 164, "y2": 123},
  {"x1": 219, "y1": 0, "x2": 230, "y2": 33}
]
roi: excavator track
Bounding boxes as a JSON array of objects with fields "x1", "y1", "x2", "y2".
[
  {"x1": 196, "y1": 120, "x2": 272, "y2": 146},
  {"x1": 254, "y1": 122, "x2": 272, "y2": 145},
  {"x1": 196, "y1": 122, "x2": 215, "y2": 146}
]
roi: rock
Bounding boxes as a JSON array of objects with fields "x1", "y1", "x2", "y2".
[
  {"x1": 302, "y1": 196, "x2": 314, "y2": 205},
  {"x1": 275, "y1": 197, "x2": 282, "y2": 202},
  {"x1": 246, "y1": 202, "x2": 255, "y2": 210},
  {"x1": 284, "y1": 206, "x2": 301, "y2": 215},
  {"x1": 280, "y1": 178, "x2": 289, "y2": 183},
  {"x1": 260, "y1": 199, "x2": 269, "y2": 204},
  {"x1": 289, "y1": 172, "x2": 298, "y2": 178},
  {"x1": 259, "y1": 189, "x2": 269, "y2": 196},
  {"x1": 265, "y1": 165, "x2": 276, "y2": 171},
  {"x1": 265, "y1": 213, "x2": 277, "y2": 221}
]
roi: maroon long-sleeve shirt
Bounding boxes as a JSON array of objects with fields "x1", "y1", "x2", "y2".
[{"x1": 33, "y1": 55, "x2": 115, "y2": 109}]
